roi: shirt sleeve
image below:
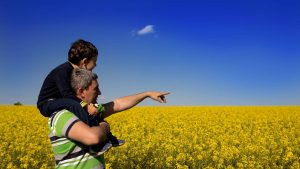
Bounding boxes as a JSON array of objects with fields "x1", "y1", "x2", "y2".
[
  {"x1": 51, "y1": 110, "x2": 80, "y2": 137},
  {"x1": 96, "y1": 104, "x2": 105, "y2": 113},
  {"x1": 96, "y1": 104, "x2": 105, "y2": 119}
]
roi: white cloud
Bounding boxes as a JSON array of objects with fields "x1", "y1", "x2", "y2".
[{"x1": 137, "y1": 25, "x2": 155, "y2": 35}]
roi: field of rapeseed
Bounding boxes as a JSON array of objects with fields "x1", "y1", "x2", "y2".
[{"x1": 0, "y1": 106, "x2": 299, "y2": 168}]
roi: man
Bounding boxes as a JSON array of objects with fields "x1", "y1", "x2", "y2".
[{"x1": 48, "y1": 68, "x2": 169, "y2": 169}]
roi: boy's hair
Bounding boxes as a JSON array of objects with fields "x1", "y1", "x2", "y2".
[
  {"x1": 68, "y1": 39, "x2": 98, "y2": 65},
  {"x1": 71, "y1": 68, "x2": 98, "y2": 92}
]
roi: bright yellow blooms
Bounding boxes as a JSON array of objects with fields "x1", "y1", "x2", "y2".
[{"x1": 0, "y1": 106, "x2": 299, "y2": 168}]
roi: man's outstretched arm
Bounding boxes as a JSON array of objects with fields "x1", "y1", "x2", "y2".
[{"x1": 102, "y1": 91, "x2": 169, "y2": 118}]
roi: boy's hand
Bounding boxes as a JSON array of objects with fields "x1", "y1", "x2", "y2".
[
  {"x1": 99, "y1": 122, "x2": 110, "y2": 140},
  {"x1": 87, "y1": 104, "x2": 99, "y2": 116},
  {"x1": 99, "y1": 121, "x2": 110, "y2": 133}
]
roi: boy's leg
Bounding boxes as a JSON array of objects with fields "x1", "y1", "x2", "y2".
[
  {"x1": 90, "y1": 141, "x2": 112, "y2": 154},
  {"x1": 44, "y1": 98, "x2": 91, "y2": 125},
  {"x1": 92, "y1": 116, "x2": 125, "y2": 147},
  {"x1": 107, "y1": 132, "x2": 125, "y2": 147}
]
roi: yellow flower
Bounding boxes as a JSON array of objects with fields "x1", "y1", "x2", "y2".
[{"x1": 1, "y1": 105, "x2": 300, "y2": 168}]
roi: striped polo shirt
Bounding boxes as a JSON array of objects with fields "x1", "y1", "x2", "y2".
[{"x1": 48, "y1": 109, "x2": 106, "y2": 169}]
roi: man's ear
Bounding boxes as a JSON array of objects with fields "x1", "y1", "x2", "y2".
[{"x1": 77, "y1": 88, "x2": 85, "y2": 98}]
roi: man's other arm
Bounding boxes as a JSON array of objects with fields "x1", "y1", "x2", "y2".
[{"x1": 68, "y1": 121, "x2": 110, "y2": 145}]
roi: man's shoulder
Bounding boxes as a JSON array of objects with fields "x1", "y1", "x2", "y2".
[
  {"x1": 49, "y1": 109, "x2": 78, "y2": 126},
  {"x1": 49, "y1": 109, "x2": 79, "y2": 137},
  {"x1": 55, "y1": 109, "x2": 73, "y2": 115},
  {"x1": 51, "y1": 109, "x2": 76, "y2": 118}
]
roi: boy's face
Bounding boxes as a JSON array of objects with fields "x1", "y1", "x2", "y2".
[{"x1": 85, "y1": 56, "x2": 97, "y2": 70}]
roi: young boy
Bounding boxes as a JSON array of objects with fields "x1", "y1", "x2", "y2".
[{"x1": 37, "y1": 39, "x2": 123, "y2": 147}]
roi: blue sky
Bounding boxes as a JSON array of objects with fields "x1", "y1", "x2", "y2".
[{"x1": 0, "y1": 0, "x2": 299, "y2": 105}]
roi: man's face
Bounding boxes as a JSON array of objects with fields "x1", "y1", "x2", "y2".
[{"x1": 82, "y1": 79, "x2": 101, "y2": 104}]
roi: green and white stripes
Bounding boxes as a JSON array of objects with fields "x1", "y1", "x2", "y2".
[{"x1": 48, "y1": 109, "x2": 105, "y2": 169}]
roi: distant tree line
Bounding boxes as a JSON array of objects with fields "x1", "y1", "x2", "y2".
[{"x1": 14, "y1": 102, "x2": 23, "y2": 106}]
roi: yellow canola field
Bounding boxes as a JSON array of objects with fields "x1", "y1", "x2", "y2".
[{"x1": 0, "y1": 106, "x2": 299, "y2": 169}]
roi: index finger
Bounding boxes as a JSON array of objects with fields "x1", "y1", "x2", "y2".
[{"x1": 160, "y1": 92, "x2": 170, "y2": 96}]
